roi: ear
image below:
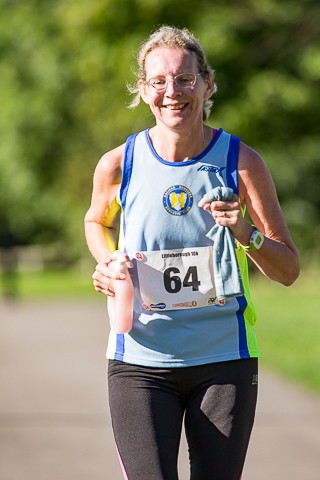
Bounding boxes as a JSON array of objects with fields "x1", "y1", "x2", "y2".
[
  {"x1": 203, "y1": 72, "x2": 216, "y2": 100},
  {"x1": 138, "y1": 79, "x2": 150, "y2": 105}
]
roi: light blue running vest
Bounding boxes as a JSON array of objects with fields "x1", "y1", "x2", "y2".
[{"x1": 106, "y1": 128, "x2": 260, "y2": 367}]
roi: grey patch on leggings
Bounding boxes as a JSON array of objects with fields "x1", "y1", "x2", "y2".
[{"x1": 200, "y1": 384, "x2": 236, "y2": 437}]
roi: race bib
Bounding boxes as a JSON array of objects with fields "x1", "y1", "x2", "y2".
[{"x1": 135, "y1": 246, "x2": 225, "y2": 311}]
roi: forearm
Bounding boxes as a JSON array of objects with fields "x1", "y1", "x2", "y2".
[
  {"x1": 84, "y1": 220, "x2": 117, "y2": 264},
  {"x1": 231, "y1": 219, "x2": 299, "y2": 286},
  {"x1": 245, "y1": 236, "x2": 300, "y2": 286}
]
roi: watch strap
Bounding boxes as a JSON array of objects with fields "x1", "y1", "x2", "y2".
[{"x1": 240, "y1": 226, "x2": 264, "y2": 252}]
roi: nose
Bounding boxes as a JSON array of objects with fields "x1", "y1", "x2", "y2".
[{"x1": 164, "y1": 79, "x2": 181, "y2": 96}]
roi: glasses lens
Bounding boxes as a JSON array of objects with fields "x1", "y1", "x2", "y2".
[
  {"x1": 175, "y1": 73, "x2": 196, "y2": 88},
  {"x1": 148, "y1": 77, "x2": 166, "y2": 90}
]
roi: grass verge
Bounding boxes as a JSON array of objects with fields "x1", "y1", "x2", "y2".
[
  {"x1": 1, "y1": 267, "x2": 96, "y2": 300},
  {"x1": 251, "y1": 270, "x2": 320, "y2": 395}
]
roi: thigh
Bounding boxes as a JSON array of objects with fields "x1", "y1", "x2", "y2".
[
  {"x1": 185, "y1": 359, "x2": 258, "y2": 480},
  {"x1": 108, "y1": 360, "x2": 184, "y2": 480}
]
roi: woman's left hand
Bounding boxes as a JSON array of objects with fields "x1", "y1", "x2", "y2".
[{"x1": 198, "y1": 194, "x2": 251, "y2": 243}]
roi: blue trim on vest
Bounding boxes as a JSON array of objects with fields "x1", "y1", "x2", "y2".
[
  {"x1": 114, "y1": 334, "x2": 125, "y2": 361},
  {"x1": 120, "y1": 133, "x2": 139, "y2": 239},
  {"x1": 145, "y1": 128, "x2": 224, "y2": 166},
  {"x1": 236, "y1": 296, "x2": 250, "y2": 358},
  {"x1": 120, "y1": 133, "x2": 139, "y2": 208},
  {"x1": 226, "y1": 135, "x2": 240, "y2": 195}
]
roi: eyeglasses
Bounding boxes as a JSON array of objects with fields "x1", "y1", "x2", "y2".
[{"x1": 145, "y1": 72, "x2": 205, "y2": 91}]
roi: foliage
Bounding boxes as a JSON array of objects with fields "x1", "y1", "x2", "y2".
[{"x1": 0, "y1": 0, "x2": 319, "y2": 263}]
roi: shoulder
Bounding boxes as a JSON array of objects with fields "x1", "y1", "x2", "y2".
[
  {"x1": 238, "y1": 142, "x2": 268, "y2": 173},
  {"x1": 96, "y1": 143, "x2": 126, "y2": 173},
  {"x1": 237, "y1": 142, "x2": 275, "y2": 202},
  {"x1": 94, "y1": 143, "x2": 126, "y2": 186},
  {"x1": 237, "y1": 142, "x2": 289, "y2": 238}
]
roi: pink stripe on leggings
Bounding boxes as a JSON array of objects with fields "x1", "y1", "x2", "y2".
[{"x1": 116, "y1": 445, "x2": 129, "y2": 480}]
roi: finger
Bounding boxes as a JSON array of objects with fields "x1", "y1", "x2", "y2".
[
  {"x1": 95, "y1": 263, "x2": 119, "y2": 280},
  {"x1": 92, "y1": 270, "x2": 106, "y2": 282},
  {"x1": 94, "y1": 263, "x2": 110, "y2": 277},
  {"x1": 198, "y1": 200, "x2": 212, "y2": 211},
  {"x1": 93, "y1": 279, "x2": 114, "y2": 296},
  {"x1": 209, "y1": 200, "x2": 228, "y2": 210}
]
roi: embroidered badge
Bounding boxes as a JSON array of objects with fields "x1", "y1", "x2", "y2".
[{"x1": 163, "y1": 185, "x2": 193, "y2": 216}]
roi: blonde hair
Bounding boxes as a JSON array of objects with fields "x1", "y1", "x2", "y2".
[{"x1": 127, "y1": 26, "x2": 217, "y2": 121}]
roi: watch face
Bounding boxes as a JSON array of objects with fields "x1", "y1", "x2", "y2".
[
  {"x1": 252, "y1": 231, "x2": 264, "y2": 249},
  {"x1": 255, "y1": 234, "x2": 263, "y2": 246}
]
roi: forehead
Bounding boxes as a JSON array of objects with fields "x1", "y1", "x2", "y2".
[{"x1": 144, "y1": 48, "x2": 199, "y2": 76}]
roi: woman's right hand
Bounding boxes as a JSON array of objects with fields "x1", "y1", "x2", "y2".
[{"x1": 92, "y1": 252, "x2": 133, "y2": 296}]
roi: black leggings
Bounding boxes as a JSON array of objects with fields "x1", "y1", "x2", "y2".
[{"x1": 108, "y1": 358, "x2": 258, "y2": 480}]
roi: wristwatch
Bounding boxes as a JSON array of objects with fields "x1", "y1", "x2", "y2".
[{"x1": 240, "y1": 227, "x2": 264, "y2": 252}]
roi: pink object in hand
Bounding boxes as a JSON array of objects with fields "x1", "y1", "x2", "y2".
[{"x1": 107, "y1": 255, "x2": 134, "y2": 334}]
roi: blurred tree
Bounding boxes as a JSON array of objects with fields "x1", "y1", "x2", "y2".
[
  {"x1": 194, "y1": 0, "x2": 320, "y2": 264},
  {"x1": 0, "y1": 0, "x2": 319, "y2": 264},
  {"x1": 0, "y1": 0, "x2": 70, "y2": 248}
]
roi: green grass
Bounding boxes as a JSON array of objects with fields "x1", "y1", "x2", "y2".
[
  {"x1": 250, "y1": 270, "x2": 320, "y2": 395},
  {"x1": 1, "y1": 267, "x2": 97, "y2": 300},
  {"x1": 1, "y1": 267, "x2": 319, "y2": 395}
]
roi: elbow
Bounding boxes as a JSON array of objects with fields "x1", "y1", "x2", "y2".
[
  {"x1": 280, "y1": 257, "x2": 300, "y2": 287},
  {"x1": 282, "y1": 276, "x2": 299, "y2": 287},
  {"x1": 84, "y1": 211, "x2": 90, "y2": 226}
]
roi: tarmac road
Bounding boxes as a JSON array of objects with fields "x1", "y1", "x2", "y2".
[{"x1": 1, "y1": 299, "x2": 320, "y2": 480}]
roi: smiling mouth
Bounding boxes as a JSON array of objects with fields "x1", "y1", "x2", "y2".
[{"x1": 164, "y1": 103, "x2": 187, "y2": 110}]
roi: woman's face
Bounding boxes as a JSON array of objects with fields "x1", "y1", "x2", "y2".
[{"x1": 139, "y1": 47, "x2": 214, "y2": 131}]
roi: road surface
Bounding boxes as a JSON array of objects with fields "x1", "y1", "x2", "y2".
[{"x1": 1, "y1": 299, "x2": 320, "y2": 479}]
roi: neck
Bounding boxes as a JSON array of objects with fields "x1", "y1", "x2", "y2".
[{"x1": 149, "y1": 124, "x2": 214, "y2": 162}]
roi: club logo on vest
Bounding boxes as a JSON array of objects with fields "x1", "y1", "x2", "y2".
[{"x1": 163, "y1": 185, "x2": 193, "y2": 216}]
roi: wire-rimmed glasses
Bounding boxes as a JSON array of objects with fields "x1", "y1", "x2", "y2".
[{"x1": 145, "y1": 72, "x2": 205, "y2": 91}]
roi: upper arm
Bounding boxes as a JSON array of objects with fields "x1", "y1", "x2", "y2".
[
  {"x1": 238, "y1": 142, "x2": 298, "y2": 253},
  {"x1": 85, "y1": 143, "x2": 126, "y2": 229}
]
